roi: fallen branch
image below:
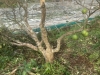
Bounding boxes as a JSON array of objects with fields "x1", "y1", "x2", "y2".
[
  {"x1": 28, "y1": 71, "x2": 40, "y2": 75},
  {"x1": 7, "y1": 68, "x2": 18, "y2": 75},
  {"x1": 11, "y1": 40, "x2": 38, "y2": 51}
]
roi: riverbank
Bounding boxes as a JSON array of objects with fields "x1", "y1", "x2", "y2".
[{"x1": 0, "y1": 0, "x2": 100, "y2": 29}]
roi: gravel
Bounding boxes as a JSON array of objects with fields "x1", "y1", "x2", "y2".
[{"x1": 0, "y1": 0, "x2": 100, "y2": 29}]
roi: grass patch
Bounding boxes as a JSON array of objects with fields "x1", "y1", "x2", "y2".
[{"x1": 0, "y1": 16, "x2": 100, "y2": 75}]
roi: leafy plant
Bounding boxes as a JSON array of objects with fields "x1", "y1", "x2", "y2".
[
  {"x1": 38, "y1": 61, "x2": 70, "y2": 75},
  {"x1": 16, "y1": 59, "x2": 38, "y2": 75}
]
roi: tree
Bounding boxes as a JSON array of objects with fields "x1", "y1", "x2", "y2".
[
  {"x1": 75, "y1": 0, "x2": 100, "y2": 28},
  {"x1": 0, "y1": 0, "x2": 100, "y2": 63}
]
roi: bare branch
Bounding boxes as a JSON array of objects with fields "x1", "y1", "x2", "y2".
[
  {"x1": 75, "y1": 0, "x2": 100, "y2": 18},
  {"x1": 1, "y1": 32, "x2": 40, "y2": 51},
  {"x1": 7, "y1": 68, "x2": 18, "y2": 75},
  {"x1": 13, "y1": 1, "x2": 45, "y2": 51},
  {"x1": 28, "y1": 71, "x2": 40, "y2": 75},
  {"x1": 21, "y1": 2, "x2": 42, "y2": 47},
  {"x1": 75, "y1": 0, "x2": 89, "y2": 9},
  {"x1": 96, "y1": 0, "x2": 100, "y2": 6},
  {"x1": 1, "y1": 28, "x2": 45, "y2": 54},
  {"x1": 39, "y1": 0, "x2": 51, "y2": 50},
  {"x1": 3, "y1": 0, "x2": 17, "y2": 8},
  {"x1": 11, "y1": 40, "x2": 38, "y2": 51},
  {"x1": 88, "y1": 6, "x2": 100, "y2": 18},
  {"x1": 53, "y1": 28, "x2": 83, "y2": 53}
]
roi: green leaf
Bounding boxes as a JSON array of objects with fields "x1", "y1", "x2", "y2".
[{"x1": 22, "y1": 71, "x2": 27, "y2": 75}]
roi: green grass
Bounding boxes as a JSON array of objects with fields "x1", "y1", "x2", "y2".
[{"x1": 0, "y1": 16, "x2": 100, "y2": 75}]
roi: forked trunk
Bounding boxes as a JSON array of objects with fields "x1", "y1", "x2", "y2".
[
  {"x1": 43, "y1": 48, "x2": 54, "y2": 63},
  {"x1": 40, "y1": 0, "x2": 54, "y2": 63}
]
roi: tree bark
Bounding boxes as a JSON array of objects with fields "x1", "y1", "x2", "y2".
[
  {"x1": 42, "y1": 48, "x2": 54, "y2": 63},
  {"x1": 40, "y1": 0, "x2": 54, "y2": 63},
  {"x1": 44, "y1": 51, "x2": 54, "y2": 63}
]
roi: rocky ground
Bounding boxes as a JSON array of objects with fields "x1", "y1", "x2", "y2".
[
  {"x1": 0, "y1": 0, "x2": 100, "y2": 29},
  {"x1": 27, "y1": 0, "x2": 100, "y2": 28}
]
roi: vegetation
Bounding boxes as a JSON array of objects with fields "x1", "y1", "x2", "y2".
[
  {"x1": 0, "y1": 16, "x2": 100, "y2": 75},
  {"x1": 0, "y1": 0, "x2": 100, "y2": 75}
]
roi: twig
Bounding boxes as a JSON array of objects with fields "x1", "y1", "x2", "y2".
[
  {"x1": 7, "y1": 68, "x2": 18, "y2": 75},
  {"x1": 28, "y1": 71, "x2": 40, "y2": 75}
]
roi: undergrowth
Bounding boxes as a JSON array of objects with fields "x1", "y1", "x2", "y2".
[{"x1": 0, "y1": 16, "x2": 100, "y2": 75}]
